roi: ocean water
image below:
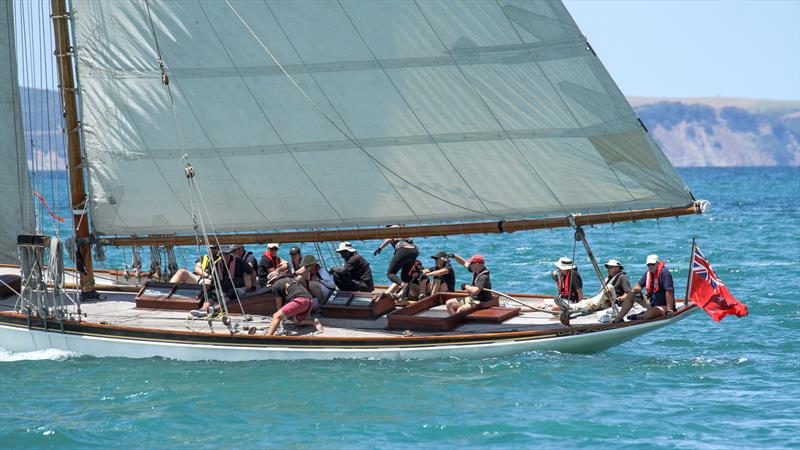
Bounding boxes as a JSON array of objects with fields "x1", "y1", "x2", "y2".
[{"x1": 1, "y1": 167, "x2": 798, "y2": 449}]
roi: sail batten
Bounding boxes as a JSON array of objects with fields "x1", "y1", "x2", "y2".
[{"x1": 72, "y1": 0, "x2": 694, "y2": 236}]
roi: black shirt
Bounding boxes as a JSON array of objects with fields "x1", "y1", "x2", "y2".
[
  {"x1": 334, "y1": 253, "x2": 374, "y2": 291},
  {"x1": 257, "y1": 254, "x2": 283, "y2": 284},
  {"x1": 558, "y1": 269, "x2": 583, "y2": 302},
  {"x1": 273, "y1": 278, "x2": 312, "y2": 303},
  {"x1": 471, "y1": 268, "x2": 492, "y2": 302},
  {"x1": 218, "y1": 256, "x2": 251, "y2": 292},
  {"x1": 242, "y1": 251, "x2": 258, "y2": 273},
  {"x1": 430, "y1": 263, "x2": 456, "y2": 292}
]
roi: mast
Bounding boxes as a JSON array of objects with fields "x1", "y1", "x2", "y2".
[
  {"x1": 101, "y1": 202, "x2": 704, "y2": 247},
  {"x1": 50, "y1": 0, "x2": 96, "y2": 298}
]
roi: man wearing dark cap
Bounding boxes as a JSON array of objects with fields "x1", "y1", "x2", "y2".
[
  {"x1": 446, "y1": 253, "x2": 492, "y2": 315},
  {"x1": 287, "y1": 246, "x2": 303, "y2": 276},
  {"x1": 421, "y1": 251, "x2": 456, "y2": 295}
]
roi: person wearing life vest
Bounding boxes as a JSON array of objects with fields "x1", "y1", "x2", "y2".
[
  {"x1": 231, "y1": 244, "x2": 257, "y2": 291},
  {"x1": 614, "y1": 254, "x2": 675, "y2": 322},
  {"x1": 446, "y1": 254, "x2": 492, "y2": 315},
  {"x1": 550, "y1": 257, "x2": 583, "y2": 302},
  {"x1": 294, "y1": 254, "x2": 335, "y2": 303},
  {"x1": 257, "y1": 243, "x2": 289, "y2": 286},
  {"x1": 190, "y1": 245, "x2": 254, "y2": 318},
  {"x1": 420, "y1": 251, "x2": 456, "y2": 296},
  {"x1": 169, "y1": 243, "x2": 220, "y2": 285}
]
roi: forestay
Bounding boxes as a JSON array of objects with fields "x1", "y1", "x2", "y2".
[
  {"x1": 71, "y1": 0, "x2": 693, "y2": 236},
  {"x1": 0, "y1": 0, "x2": 34, "y2": 263}
]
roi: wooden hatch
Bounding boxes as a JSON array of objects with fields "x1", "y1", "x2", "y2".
[{"x1": 387, "y1": 292, "x2": 501, "y2": 332}]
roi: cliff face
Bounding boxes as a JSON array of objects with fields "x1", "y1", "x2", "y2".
[{"x1": 630, "y1": 97, "x2": 799, "y2": 167}]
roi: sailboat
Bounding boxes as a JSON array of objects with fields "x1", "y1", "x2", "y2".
[{"x1": 1, "y1": 0, "x2": 711, "y2": 361}]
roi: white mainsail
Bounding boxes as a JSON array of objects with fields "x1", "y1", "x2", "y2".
[
  {"x1": 0, "y1": 0, "x2": 34, "y2": 263},
  {"x1": 71, "y1": 0, "x2": 693, "y2": 236}
]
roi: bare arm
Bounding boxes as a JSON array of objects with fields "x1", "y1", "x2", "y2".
[
  {"x1": 666, "y1": 290, "x2": 675, "y2": 311},
  {"x1": 451, "y1": 254, "x2": 466, "y2": 266},
  {"x1": 425, "y1": 267, "x2": 449, "y2": 277},
  {"x1": 461, "y1": 283, "x2": 479, "y2": 295}
]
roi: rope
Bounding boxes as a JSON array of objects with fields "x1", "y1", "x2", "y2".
[{"x1": 223, "y1": 0, "x2": 492, "y2": 218}]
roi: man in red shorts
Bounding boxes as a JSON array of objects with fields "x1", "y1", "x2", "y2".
[{"x1": 267, "y1": 278, "x2": 323, "y2": 336}]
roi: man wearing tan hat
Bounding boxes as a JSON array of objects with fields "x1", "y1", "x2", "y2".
[
  {"x1": 613, "y1": 254, "x2": 675, "y2": 322},
  {"x1": 294, "y1": 254, "x2": 335, "y2": 302},
  {"x1": 603, "y1": 259, "x2": 631, "y2": 300},
  {"x1": 446, "y1": 254, "x2": 492, "y2": 315},
  {"x1": 257, "y1": 243, "x2": 289, "y2": 287}
]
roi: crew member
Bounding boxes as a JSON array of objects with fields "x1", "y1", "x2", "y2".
[
  {"x1": 445, "y1": 254, "x2": 492, "y2": 315},
  {"x1": 614, "y1": 254, "x2": 675, "y2": 322},
  {"x1": 329, "y1": 242, "x2": 374, "y2": 292}
]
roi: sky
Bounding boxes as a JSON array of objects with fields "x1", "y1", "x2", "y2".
[
  {"x1": 564, "y1": 0, "x2": 800, "y2": 101},
  {"x1": 13, "y1": 0, "x2": 800, "y2": 101}
]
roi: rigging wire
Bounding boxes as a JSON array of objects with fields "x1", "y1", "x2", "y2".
[{"x1": 223, "y1": 0, "x2": 493, "y2": 218}]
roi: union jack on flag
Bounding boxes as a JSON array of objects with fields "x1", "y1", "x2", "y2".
[
  {"x1": 692, "y1": 247, "x2": 723, "y2": 290},
  {"x1": 688, "y1": 243, "x2": 748, "y2": 322}
]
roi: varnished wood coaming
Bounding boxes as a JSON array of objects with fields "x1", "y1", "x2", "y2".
[{"x1": 0, "y1": 303, "x2": 697, "y2": 349}]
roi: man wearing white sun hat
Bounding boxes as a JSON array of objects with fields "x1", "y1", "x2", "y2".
[{"x1": 329, "y1": 242, "x2": 374, "y2": 292}]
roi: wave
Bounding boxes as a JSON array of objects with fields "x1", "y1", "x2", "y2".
[{"x1": 0, "y1": 347, "x2": 81, "y2": 362}]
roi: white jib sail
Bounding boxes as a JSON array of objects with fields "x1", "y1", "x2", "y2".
[
  {"x1": 0, "y1": 0, "x2": 34, "y2": 263},
  {"x1": 71, "y1": 0, "x2": 694, "y2": 236}
]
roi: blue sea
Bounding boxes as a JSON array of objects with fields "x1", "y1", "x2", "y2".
[{"x1": 1, "y1": 167, "x2": 798, "y2": 449}]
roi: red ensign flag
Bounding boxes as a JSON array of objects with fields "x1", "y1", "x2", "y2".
[{"x1": 688, "y1": 245, "x2": 748, "y2": 322}]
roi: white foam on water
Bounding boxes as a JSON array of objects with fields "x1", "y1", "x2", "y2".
[{"x1": 0, "y1": 347, "x2": 82, "y2": 362}]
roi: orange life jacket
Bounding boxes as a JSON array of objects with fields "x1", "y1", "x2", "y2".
[
  {"x1": 559, "y1": 271, "x2": 572, "y2": 297},
  {"x1": 645, "y1": 261, "x2": 665, "y2": 294},
  {"x1": 262, "y1": 251, "x2": 281, "y2": 269}
]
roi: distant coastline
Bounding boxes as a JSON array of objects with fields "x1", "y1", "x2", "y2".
[{"x1": 629, "y1": 96, "x2": 799, "y2": 167}]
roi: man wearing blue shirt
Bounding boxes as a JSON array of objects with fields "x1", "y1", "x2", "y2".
[{"x1": 613, "y1": 254, "x2": 675, "y2": 322}]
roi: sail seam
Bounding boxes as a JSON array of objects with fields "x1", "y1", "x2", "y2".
[
  {"x1": 223, "y1": 0, "x2": 494, "y2": 218},
  {"x1": 261, "y1": 0, "x2": 408, "y2": 224},
  {"x1": 337, "y1": 0, "x2": 491, "y2": 216},
  {"x1": 195, "y1": 0, "x2": 340, "y2": 226},
  {"x1": 414, "y1": 0, "x2": 566, "y2": 214}
]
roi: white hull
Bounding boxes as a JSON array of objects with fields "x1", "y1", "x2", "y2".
[{"x1": 0, "y1": 310, "x2": 695, "y2": 361}]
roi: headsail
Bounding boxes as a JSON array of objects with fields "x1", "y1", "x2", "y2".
[
  {"x1": 71, "y1": 0, "x2": 694, "y2": 237},
  {"x1": 0, "y1": 0, "x2": 34, "y2": 263}
]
